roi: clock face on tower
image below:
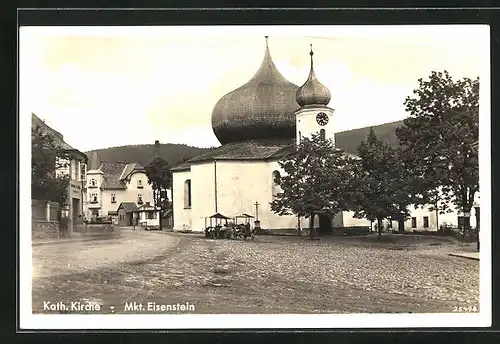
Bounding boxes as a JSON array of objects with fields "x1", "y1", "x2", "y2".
[{"x1": 316, "y1": 112, "x2": 329, "y2": 126}]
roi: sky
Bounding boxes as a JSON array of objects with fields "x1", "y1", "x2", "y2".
[{"x1": 20, "y1": 25, "x2": 489, "y2": 151}]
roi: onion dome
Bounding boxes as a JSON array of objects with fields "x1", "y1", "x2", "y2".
[
  {"x1": 296, "y1": 44, "x2": 331, "y2": 107},
  {"x1": 211, "y1": 36, "x2": 300, "y2": 145}
]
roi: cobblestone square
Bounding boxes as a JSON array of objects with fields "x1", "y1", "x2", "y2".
[{"x1": 31, "y1": 230, "x2": 480, "y2": 314}]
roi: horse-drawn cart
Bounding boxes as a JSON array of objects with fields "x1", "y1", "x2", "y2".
[{"x1": 204, "y1": 213, "x2": 256, "y2": 240}]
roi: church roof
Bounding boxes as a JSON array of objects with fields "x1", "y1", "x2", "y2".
[
  {"x1": 211, "y1": 37, "x2": 300, "y2": 145},
  {"x1": 171, "y1": 120, "x2": 405, "y2": 172},
  {"x1": 171, "y1": 138, "x2": 295, "y2": 171}
]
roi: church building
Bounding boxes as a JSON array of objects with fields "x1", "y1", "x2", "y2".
[{"x1": 171, "y1": 37, "x2": 370, "y2": 233}]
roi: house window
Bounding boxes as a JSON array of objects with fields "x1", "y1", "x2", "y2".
[
  {"x1": 272, "y1": 170, "x2": 281, "y2": 200},
  {"x1": 320, "y1": 129, "x2": 325, "y2": 140},
  {"x1": 423, "y1": 216, "x2": 429, "y2": 228},
  {"x1": 92, "y1": 210, "x2": 99, "y2": 218},
  {"x1": 71, "y1": 160, "x2": 77, "y2": 180},
  {"x1": 411, "y1": 217, "x2": 417, "y2": 229},
  {"x1": 80, "y1": 163, "x2": 87, "y2": 181},
  {"x1": 137, "y1": 180, "x2": 144, "y2": 189},
  {"x1": 184, "y1": 179, "x2": 192, "y2": 208},
  {"x1": 89, "y1": 179, "x2": 97, "y2": 188},
  {"x1": 89, "y1": 193, "x2": 98, "y2": 203},
  {"x1": 111, "y1": 194, "x2": 116, "y2": 203},
  {"x1": 137, "y1": 194, "x2": 143, "y2": 204},
  {"x1": 147, "y1": 212, "x2": 154, "y2": 220}
]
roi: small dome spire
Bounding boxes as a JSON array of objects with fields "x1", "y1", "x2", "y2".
[{"x1": 296, "y1": 44, "x2": 331, "y2": 107}]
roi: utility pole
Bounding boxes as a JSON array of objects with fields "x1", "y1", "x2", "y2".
[{"x1": 254, "y1": 201, "x2": 260, "y2": 221}]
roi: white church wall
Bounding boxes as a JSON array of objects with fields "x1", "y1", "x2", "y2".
[
  {"x1": 172, "y1": 159, "x2": 480, "y2": 233},
  {"x1": 341, "y1": 211, "x2": 371, "y2": 227},
  {"x1": 265, "y1": 161, "x2": 310, "y2": 230},
  {"x1": 183, "y1": 160, "x2": 307, "y2": 232},
  {"x1": 190, "y1": 162, "x2": 217, "y2": 232},
  {"x1": 172, "y1": 170, "x2": 192, "y2": 231}
]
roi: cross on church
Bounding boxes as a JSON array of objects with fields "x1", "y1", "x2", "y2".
[{"x1": 254, "y1": 201, "x2": 260, "y2": 221}]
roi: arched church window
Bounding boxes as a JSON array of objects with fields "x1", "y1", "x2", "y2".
[
  {"x1": 320, "y1": 129, "x2": 325, "y2": 140},
  {"x1": 272, "y1": 171, "x2": 281, "y2": 200},
  {"x1": 184, "y1": 179, "x2": 192, "y2": 208}
]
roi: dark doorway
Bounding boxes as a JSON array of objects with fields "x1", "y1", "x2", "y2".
[
  {"x1": 72, "y1": 198, "x2": 80, "y2": 230},
  {"x1": 318, "y1": 214, "x2": 332, "y2": 234}
]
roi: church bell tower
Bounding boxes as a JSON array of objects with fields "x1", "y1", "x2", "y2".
[{"x1": 295, "y1": 44, "x2": 335, "y2": 145}]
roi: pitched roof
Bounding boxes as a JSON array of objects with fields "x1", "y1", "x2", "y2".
[
  {"x1": 32, "y1": 113, "x2": 87, "y2": 160},
  {"x1": 117, "y1": 202, "x2": 138, "y2": 213},
  {"x1": 119, "y1": 163, "x2": 145, "y2": 180},
  {"x1": 100, "y1": 162, "x2": 128, "y2": 189},
  {"x1": 97, "y1": 162, "x2": 146, "y2": 189},
  {"x1": 171, "y1": 120, "x2": 405, "y2": 172}
]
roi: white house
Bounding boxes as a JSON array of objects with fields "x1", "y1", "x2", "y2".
[
  {"x1": 136, "y1": 202, "x2": 162, "y2": 228},
  {"x1": 83, "y1": 152, "x2": 155, "y2": 223}
]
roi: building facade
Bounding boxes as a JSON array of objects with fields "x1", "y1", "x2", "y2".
[
  {"x1": 83, "y1": 152, "x2": 155, "y2": 222},
  {"x1": 32, "y1": 113, "x2": 88, "y2": 237}
]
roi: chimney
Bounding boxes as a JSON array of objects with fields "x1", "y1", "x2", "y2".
[{"x1": 154, "y1": 140, "x2": 160, "y2": 158}]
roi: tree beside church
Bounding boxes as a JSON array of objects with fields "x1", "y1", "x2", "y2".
[
  {"x1": 396, "y1": 71, "x2": 479, "y2": 231},
  {"x1": 352, "y1": 128, "x2": 417, "y2": 236},
  {"x1": 270, "y1": 133, "x2": 360, "y2": 238}
]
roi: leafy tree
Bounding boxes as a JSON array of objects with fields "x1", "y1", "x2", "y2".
[
  {"x1": 353, "y1": 128, "x2": 416, "y2": 236},
  {"x1": 31, "y1": 124, "x2": 70, "y2": 205},
  {"x1": 144, "y1": 157, "x2": 172, "y2": 230},
  {"x1": 270, "y1": 133, "x2": 359, "y2": 238},
  {"x1": 396, "y1": 71, "x2": 479, "y2": 232}
]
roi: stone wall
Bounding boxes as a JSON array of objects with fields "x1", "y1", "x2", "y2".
[
  {"x1": 32, "y1": 219, "x2": 59, "y2": 239},
  {"x1": 32, "y1": 199, "x2": 61, "y2": 239}
]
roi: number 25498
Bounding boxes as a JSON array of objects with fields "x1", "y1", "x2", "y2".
[{"x1": 453, "y1": 305, "x2": 478, "y2": 312}]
